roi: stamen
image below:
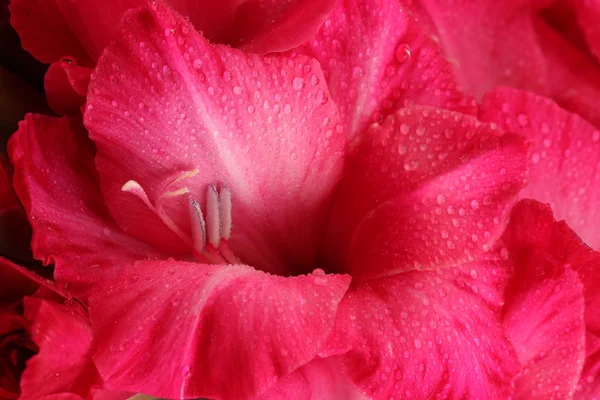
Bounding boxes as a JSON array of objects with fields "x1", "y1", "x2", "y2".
[
  {"x1": 219, "y1": 187, "x2": 232, "y2": 240},
  {"x1": 206, "y1": 185, "x2": 221, "y2": 248},
  {"x1": 189, "y1": 198, "x2": 207, "y2": 254},
  {"x1": 162, "y1": 187, "x2": 190, "y2": 198},
  {"x1": 163, "y1": 169, "x2": 200, "y2": 192}
]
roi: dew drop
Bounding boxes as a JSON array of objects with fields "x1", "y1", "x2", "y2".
[
  {"x1": 292, "y1": 77, "x2": 305, "y2": 90},
  {"x1": 395, "y1": 43, "x2": 412, "y2": 63}
]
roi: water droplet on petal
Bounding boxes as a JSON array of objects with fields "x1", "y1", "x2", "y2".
[{"x1": 395, "y1": 43, "x2": 412, "y2": 63}]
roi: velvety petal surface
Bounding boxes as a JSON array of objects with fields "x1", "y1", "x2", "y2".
[
  {"x1": 89, "y1": 259, "x2": 351, "y2": 399},
  {"x1": 502, "y1": 203, "x2": 585, "y2": 399},
  {"x1": 410, "y1": 0, "x2": 600, "y2": 127},
  {"x1": 19, "y1": 297, "x2": 101, "y2": 400},
  {"x1": 480, "y1": 87, "x2": 600, "y2": 250},
  {"x1": 84, "y1": 3, "x2": 345, "y2": 276},
  {"x1": 321, "y1": 250, "x2": 519, "y2": 400},
  {"x1": 256, "y1": 357, "x2": 367, "y2": 400},
  {"x1": 326, "y1": 106, "x2": 529, "y2": 278},
  {"x1": 7, "y1": 114, "x2": 152, "y2": 300},
  {"x1": 293, "y1": 0, "x2": 476, "y2": 141}
]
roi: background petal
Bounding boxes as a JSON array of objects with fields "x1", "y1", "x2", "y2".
[
  {"x1": 9, "y1": 0, "x2": 90, "y2": 64},
  {"x1": 89, "y1": 259, "x2": 351, "y2": 399}
]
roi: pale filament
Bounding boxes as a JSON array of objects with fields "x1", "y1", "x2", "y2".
[{"x1": 121, "y1": 174, "x2": 239, "y2": 265}]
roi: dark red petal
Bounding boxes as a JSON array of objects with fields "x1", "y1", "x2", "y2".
[
  {"x1": 293, "y1": 0, "x2": 476, "y2": 141},
  {"x1": 7, "y1": 114, "x2": 152, "y2": 300},
  {"x1": 480, "y1": 87, "x2": 600, "y2": 250},
  {"x1": 9, "y1": 0, "x2": 90, "y2": 64},
  {"x1": 89, "y1": 260, "x2": 351, "y2": 399},
  {"x1": 84, "y1": 3, "x2": 344, "y2": 275},
  {"x1": 0, "y1": 257, "x2": 61, "y2": 302},
  {"x1": 321, "y1": 250, "x2": 519, "y2": 399},
  {"x1": 19, "y1": 298, "x2": 101, "y2": 400},
  {"x1": 0, "y1": 154, "x2": 31, "y2": 262},
  {"x1": 44, "y1": 61, "x2": 90, "y2": 116},
  {"x1": 327, "y1": 106, "x2": 528, "y2": 278}
]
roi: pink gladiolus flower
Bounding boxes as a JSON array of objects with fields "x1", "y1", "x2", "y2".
[{"x1": 3, "y1": 0, "x2": 599, "y2": 399}]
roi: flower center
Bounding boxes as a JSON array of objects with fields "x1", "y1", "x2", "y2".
[{"x1": 121, "y1": 171, "x2": 241, "y2": 265}]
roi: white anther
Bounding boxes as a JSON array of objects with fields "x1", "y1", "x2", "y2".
[
  {"x1": 206, "y1": 185, "x2": 221, "y2": 248},
  {"x1": 219, "y1": 187, "x2": 232, "y2": 240},
  {"x1": 189, "y1": 198, "x2": 206, "y2": 254}
]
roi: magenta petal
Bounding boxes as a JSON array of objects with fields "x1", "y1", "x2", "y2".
[
  {"x1": 89, "y1": 260, "x2": 351, "y2": 399},
  {"x1": 480, "y1": 87, "x2": 600, "y2": 250},
  {"x1": 84, "y1": 3, "x2": 344, "y2": 275},
  {"x1": 19, "y1": 298, "x2": 101, "y2": 400},
  {"x1": 327, "y1": 106, "x2": 529, "y2": 278},
  {"x1": 256, "y1": 357, "x2": 367, "y2": 400},
  {"x1": 501, "y1": 200, "x2": 590, "y2": 399},
  {"x1": 321, "y1": 250, "x2": 519, "y2": 399},
  {"x1": 293, "y1": 0, "x2": 476, "y2": 140},
  {"x1": 7, "y1": 114, "x2": 152, "y2": 300}
]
